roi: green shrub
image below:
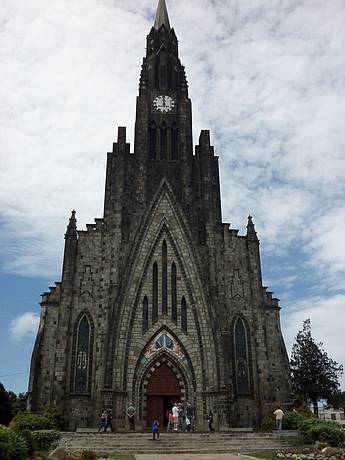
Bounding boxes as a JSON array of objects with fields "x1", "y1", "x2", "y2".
[
  {"x1": 295, "y1": 404, "x2": 315, "y2": 419},
  {"x1": 308, "y1": 420, "x2": 345, "y2": 447},
  {"x1": 282, "y1": 411, "x2": 304, "y2": 430},
  {"x1": 43, "y1": 405, "x2": 65, "y2": 430},
  {"x1": 31, "y1": 429, "x2": 61, "y2": 451},
  {"x1": 0, "y1": 425, "x2": 28, "y2": 460},
  {"x1": 261, "y1": 411, "x2": 275, "y2": 431},
  {"x1": 298, "y1": 418, "x2": 345, "y2": 447},
  {"x1": 80, "y1": 450, "x2": 97, "y2": 460},
  {"x1": 298, "y1": 417, "x2": 318, "y2": 438},
  {"x1": 20, "y1": 429, "x2": 34, "y2": 456},
  {"x1": 9, "y1": 413, "x2": 52, "y2": 432}
]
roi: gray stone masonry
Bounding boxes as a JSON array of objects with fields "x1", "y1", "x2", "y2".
[{"x1": 28, "y1": 0, "x2": 290, "y2": 431}]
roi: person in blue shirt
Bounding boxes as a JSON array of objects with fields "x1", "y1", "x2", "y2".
[{"x1": 152, "y1": 418, "x2": 160, "y2": 440}]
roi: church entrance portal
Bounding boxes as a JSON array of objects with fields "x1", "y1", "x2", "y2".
[{"x1": 146, "y1": 364, "x2": 181, "y2": 427}]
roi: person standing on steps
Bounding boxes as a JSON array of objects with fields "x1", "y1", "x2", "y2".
[
  {"x1": 105, "y1": 409, "x2": 114, "y2": 432},
  {"x1": 172, "y1": 403, "x2": 179, "y2": 431},
  {"x1": 152, "y1": 418, "x2": 160, "y2": 440},
  {"x1": 98, "y1": 410, "x2": 107, "y2": 433},
  {"x1": 127, "y1": 402, "x2": 136, "y2": 432},
  {"x1": 178, "y1": 402, "x2": 185, "y2": 432},
  {"x1": 208, "y1": 410, "x2": 215, "y2": 432},
  {"x1": 273, "y1": 407, "x2": 284, "y2": 431},
  {"x1": 186, "y1": 401, "x2": 194, "y2": 432},
  {"x1": 167, "y1": 411, "x2": 174, "y2": 432}
]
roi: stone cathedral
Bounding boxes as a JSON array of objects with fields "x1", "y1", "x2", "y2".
[{"x1": 28, "y1": 0, "x2": 290, "y2": 431}]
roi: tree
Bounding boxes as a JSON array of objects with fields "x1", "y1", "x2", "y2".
[
  {"x1": 290, "y1": 319, "x2": 343, "y2": 417},
  {"x1": 0, "y1": 382, "x2": 12, "y2": 425},
  {"x1": 8, "y1": 391, "x2": 28, "y2": 416},
  {"x1": 328, "y1": 391, "x2": 345, "y2": 415}
]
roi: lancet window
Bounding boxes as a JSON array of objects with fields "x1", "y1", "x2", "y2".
[
  {"x1": 152, "y1": 262, "x2": 158, "y2": 322},
  {"x1": 171, "y1": 262, "x2": 177, "y2": 321},
  {"x1": 171, "y1": 123, "x2": 178, "y2": 160},
  {"x1": 181, "y1": 296, "x2": 187, "y2": 332},
  {"x1": 72, "y1": 313, "x2": 93, "y2": 394},
  {"x1": 149, "y1": 122, "x2": 157, "y2": 159},
  {"x1": 162, "y1": 240, "x2": 168, "y2": 314},
  {"x1": 160, "y1": 123, "x2": 167, "y2": 159},
  {"x1": 234, "y1": 317, "x2": 251, "y2": 395},
  {"x1": 143, "y1": 295, "x2": 149, "y2": 333}
]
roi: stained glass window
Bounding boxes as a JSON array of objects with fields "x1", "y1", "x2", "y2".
[
  {"x1": 171, "y1": 262, "x2": 177, "y2": 322},
  {"x1": 74, "y1": 315, "x2": 90, "y2": 394},
  {"x1": 162, "y1": 240, "x2": 168, "y2": 314},
  {"x1": 234, "y1": 318, "x2": 250, "y2": 395},
  {"x1": 143, "y1": 295, "x2": 148, "y2": 332},
  {"x1": 181, "y1": 296, "x2": 187, "y2": 332},
  {"x1": 152, "y1": 262, "x2": 158, "y2": 322}
]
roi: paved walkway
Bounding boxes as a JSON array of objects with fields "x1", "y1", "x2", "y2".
[{"x1": 136, "y1": 454, "x2": 251, "y2": 460}]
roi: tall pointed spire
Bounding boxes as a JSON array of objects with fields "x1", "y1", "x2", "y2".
[{"x1": 154, "y1": 0, "x2": 171, "y2": 31}]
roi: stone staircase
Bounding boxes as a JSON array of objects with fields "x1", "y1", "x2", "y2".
[{"x1": 60, "y1": 431, "x2": 299, "y2": 455}]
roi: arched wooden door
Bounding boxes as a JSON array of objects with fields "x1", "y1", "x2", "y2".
[{"x1": 146, "y1": 364, "x2": 181, "y2": 427}]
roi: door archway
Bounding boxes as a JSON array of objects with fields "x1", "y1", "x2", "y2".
[{"x1": 146, "y1": 363, "x2": 181, "y2": 427}]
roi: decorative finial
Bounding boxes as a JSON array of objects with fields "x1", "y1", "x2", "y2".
[
  {"x1": 154, "y1": 0, "x2": 171, "y2": 31},
  {"x1": 247, "y1": 215, "x2": 258, "y2": 241},
  {"x1": 66, "y1": 210, "x2": 77, "y2": 236}
]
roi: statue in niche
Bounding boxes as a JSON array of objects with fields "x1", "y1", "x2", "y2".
[
  {"x1": 80, "y1": 265, "x2": 93, "y2": 299},
  {"x1": 231, "y1": 269, "x2": 244, "y2": 298}
]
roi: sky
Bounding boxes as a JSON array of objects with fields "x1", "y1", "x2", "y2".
[{"x1": 0, "y1": 0, "x2": 344, "y2": 395}]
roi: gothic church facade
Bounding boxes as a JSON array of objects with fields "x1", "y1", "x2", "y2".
[{"x1": 28, "y1": 0, "x2": 290, "y2": 430}]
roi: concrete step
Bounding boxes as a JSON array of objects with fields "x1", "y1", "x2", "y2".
[
  {"x1": 59, "y1": 431, "x2": 297, "y2": 454},
  {"x1": 62, "y1": 430, "x2": 297, "y2": 441}
]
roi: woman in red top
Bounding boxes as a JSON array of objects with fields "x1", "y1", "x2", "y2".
[{"x1": 167, "y1": 412, "x2": 174, "y2": 432}]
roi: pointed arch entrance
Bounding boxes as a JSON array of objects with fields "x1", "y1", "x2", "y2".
[{"x1": 146, "y1": 363, "x2": 181, "y2": 427}]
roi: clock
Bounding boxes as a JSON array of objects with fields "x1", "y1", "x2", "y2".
[{"x1": 152, "y1": 95, "x2": 176, "y2": 113}]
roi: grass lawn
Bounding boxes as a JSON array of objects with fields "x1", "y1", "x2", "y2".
[{"x1": 244, "y1": 437, "x2": 312, "y2": 460}]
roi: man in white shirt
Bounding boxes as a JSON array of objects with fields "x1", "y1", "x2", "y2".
[
  {"x1": 273, "y1": 408, "x2": 284, "y2": 431},
  {"x1": 172, "y1": 403, "x2": 179, "y2": 431}
]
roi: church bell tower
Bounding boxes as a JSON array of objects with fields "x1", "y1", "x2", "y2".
[{"x1": 136, "y1": 0, "x2": 191, "y2": 161}]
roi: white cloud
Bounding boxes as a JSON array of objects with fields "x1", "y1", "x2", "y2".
[
  {"x1": 0, "y1": 0, "x2": 344, "y2": 283},
  {"x1": 9, "y1": 312, "x2": 40, "y2": 342},
  {"x1": 0, "y1": 0, "x2": 345, "y2": 389},
  {"x1": 282, "y1": 294, "x2": 345, "y2": 388}
]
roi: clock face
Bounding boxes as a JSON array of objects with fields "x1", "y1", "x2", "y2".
[{"x1": 153, "y1": 95, "x2": 176, "y2": 113}]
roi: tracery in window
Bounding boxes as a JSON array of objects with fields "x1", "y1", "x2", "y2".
[
  {"x1": 141, "y1": 330, "x2": 188, "y2": 365},
  {"x1": 73, "y1": 314, "x2": 92, "y2": 394}
]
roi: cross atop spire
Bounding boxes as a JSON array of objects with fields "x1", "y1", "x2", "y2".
[{"x1": 154, "y1": 0, "x2": 171, "y2": 31}]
